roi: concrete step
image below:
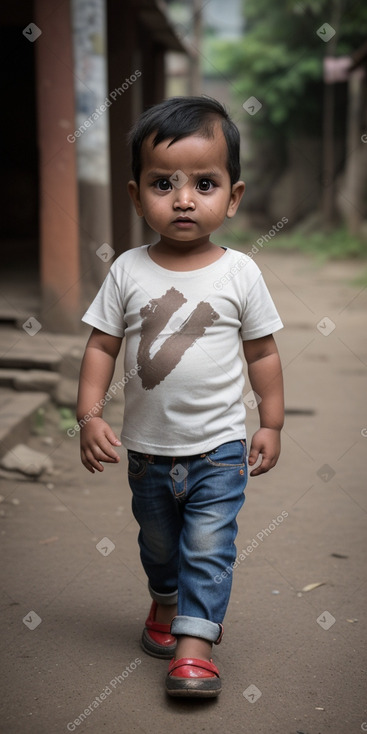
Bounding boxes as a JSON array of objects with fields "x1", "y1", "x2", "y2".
[
  {"x1": 0, "y1": 326, "x2": 84, "y2": 454},
  {"x1": 0, "y1": 389, "x2": 50, "y2": 458},
  {"x1": 0, "y1": 368, "x2": 79, "y2": 407},
  {"x1": 0, "y1": 327, "x2": 84, "y2": 377},
  {"x1": 0, "y1": 328, "x2": 62, "y2": 370},
  {"x1": 0, "y1": 368, "x2": 60, "y2": 395}
]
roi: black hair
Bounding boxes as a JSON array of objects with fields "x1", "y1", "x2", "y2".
[{"x1": 129, "y1": 95, "x2": 241, "y2": 185}]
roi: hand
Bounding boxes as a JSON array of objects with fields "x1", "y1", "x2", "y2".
[
  {"x1": 80, "y1": 417, "x2": 122, "y2": 473},
  {"x1": 248, "y1": 427, "x2": 281, "y2": 477}
]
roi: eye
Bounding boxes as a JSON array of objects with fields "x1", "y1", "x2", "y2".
[
  {"x1": 197, "y1": 179, "x2": 214, "y2": 192},
  {"x1": 154, "y1": 178, "x2": 172, "y2": 191}
]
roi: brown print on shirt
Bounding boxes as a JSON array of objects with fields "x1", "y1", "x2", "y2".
[{"x1": 137, "y1": 287, "x2": 219, "y2": 390}]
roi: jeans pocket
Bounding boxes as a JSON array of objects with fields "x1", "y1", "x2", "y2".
[
  {"x1": 127, "y1": 451, "x2": 148, "y2": 479},
  {"x1": 205, "y1": 439, "x2": 247, "y2": 468}
]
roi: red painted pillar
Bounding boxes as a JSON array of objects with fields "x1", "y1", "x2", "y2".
[{"x1": 34, "y1": 0, "x2": 80, "y2": 332}]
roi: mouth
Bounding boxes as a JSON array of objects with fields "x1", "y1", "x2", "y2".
[{"x1": 173, "y1": 217, "x2": 195, "y2": 225}]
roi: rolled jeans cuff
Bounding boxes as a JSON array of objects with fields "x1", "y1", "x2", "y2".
[
  {"x1": 148, "y1": 582, "x2": 178, "y2": 606},
  {"x1": 171, "y1": 615, "x2": 223, "y2": 643}
]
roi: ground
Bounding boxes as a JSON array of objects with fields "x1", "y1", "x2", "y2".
[{"x1": 0, "y1": 250, "x2": 366, "y2": 734}]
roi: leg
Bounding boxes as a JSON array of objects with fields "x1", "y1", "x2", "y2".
[
  {"x1": 127, "y1": 451, "x2": 182, "y2": 657},
  {"x1": 127, "y1": 451, "x2": 183, "y2": 596},
  {"x1": 172, "y1": 439, "x2": 247, "y2": 641},
  {"x1": 167, "y1": 440, "x2": 247, "y2": 696}
]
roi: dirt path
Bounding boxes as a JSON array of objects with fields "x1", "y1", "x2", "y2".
[{"x1": 1, "y1": 251, "x2": 366, "y2": 734}]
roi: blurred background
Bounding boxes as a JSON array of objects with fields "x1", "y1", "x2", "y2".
[
  {"x1": 1, "y1": 7, "x2": 367, "y2": 730},
  {"x1": 0, "y1": 0, "x2": 366, "y2": 333}
]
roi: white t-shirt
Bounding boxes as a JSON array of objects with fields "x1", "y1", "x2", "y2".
[{"x1": 82, "y1": 245, "x2": 283, "y2": 455}]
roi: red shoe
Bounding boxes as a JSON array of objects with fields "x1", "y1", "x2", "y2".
[
  {"x1": 165, "y1": 657, "x2": 222, "y2": 697},
  {"x1": 141, "y1": 601, "x2": 177, "y2": 659}
]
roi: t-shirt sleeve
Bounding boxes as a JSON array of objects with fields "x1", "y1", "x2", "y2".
[
  {"x1": 240, "y1": 270, "x2": 283, "y2": 341},
  {"x1": 82, "y1": 265, "x2": 125, "y2": 338}
]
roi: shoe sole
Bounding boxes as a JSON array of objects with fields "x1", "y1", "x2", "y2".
[
  {"x1": 166, "y1": 677, "x2": 222, "y2": 698},
  {"x1": 141, "y1": 629, "x2": 177, "y2": 660}
]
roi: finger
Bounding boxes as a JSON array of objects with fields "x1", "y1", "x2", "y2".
[
  {"x1": 250, "y1": 463, "x2": 266, "y2": 476},
  {"x1": 81, "y1": 456, "x2": 96, "y2": 473},
  {"x1": 84, "y1": 463, "x2": 96, "y2": 474},
  {"x1": 105, "y1": 428, "x2": 122, "y2": 447},
  {"x1": 92, "y1": 439, "x2": 121, "y2": 463},
  {"x1": 248, "y1": 446, "x2": 260, "y2": 466},
  {"x1": 96, "y1": 447, "x2": 120, "y2": 463},
  {"x1": 82, "y1": 449, "x2": 105, "y2": 473},
  {"x1": 250, "y1": 454, "x2": 276, "y2": 476}
]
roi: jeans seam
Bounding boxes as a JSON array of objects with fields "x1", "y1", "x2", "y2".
[
  {"x1": 205, "y1": 439, "x2": 247, "y2": 467},
  {"x1": 205, "y1": 460, "x2": 245, "y2": 467}
]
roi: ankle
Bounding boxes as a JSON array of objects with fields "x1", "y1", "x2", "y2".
[
  {"x1": 175, "y1": 635, "x2": 212, "y2": 662},
  {"x1": 155, "y1": 602, "x2": 177, "y2": 625}
]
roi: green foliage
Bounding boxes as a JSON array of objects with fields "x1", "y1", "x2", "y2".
[
  {"x1": 267, "y1": 228, "x2": 367, "y2": 261},
  {"x1": 218, "y1": 226, "x2": 367, "y2": 262},
  {"x1": 58, "y1": 407, "x2": 76, "y2": 432},
  {"x1": 204, "y1": 0, "x2": 367, "y2": 140}
]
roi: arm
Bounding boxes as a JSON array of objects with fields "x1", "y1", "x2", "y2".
[
  {"x1": 242, "y1": 334, "x2": 284, "y2": 477},
  {"x1": 77, "y1": 328, "x2": 123, "y2": 473}
]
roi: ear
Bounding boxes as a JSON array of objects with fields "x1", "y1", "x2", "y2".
[
  {"x1": 128, "y1": 180, "x2": 144, "y2": 217},
  {"x1": 226, "y1": 181, "x2": 245, "y2": 219}
]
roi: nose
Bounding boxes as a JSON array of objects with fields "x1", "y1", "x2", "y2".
[{"x1": 173, "y1": 184, "x2": 195, "y2": 210}]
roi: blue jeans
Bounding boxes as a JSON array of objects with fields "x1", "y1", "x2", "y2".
[{"x1": 127, "y1": 439, "x2": 247, "y2": 643}]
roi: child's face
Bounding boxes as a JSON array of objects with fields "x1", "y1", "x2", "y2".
[{"x1": 128, "y1": 123, "x2": 245, "y2": 247}]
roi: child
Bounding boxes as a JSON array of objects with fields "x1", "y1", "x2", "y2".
[{"x1": 77, "y1": 96, "x2": 284, "y2": 698}]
